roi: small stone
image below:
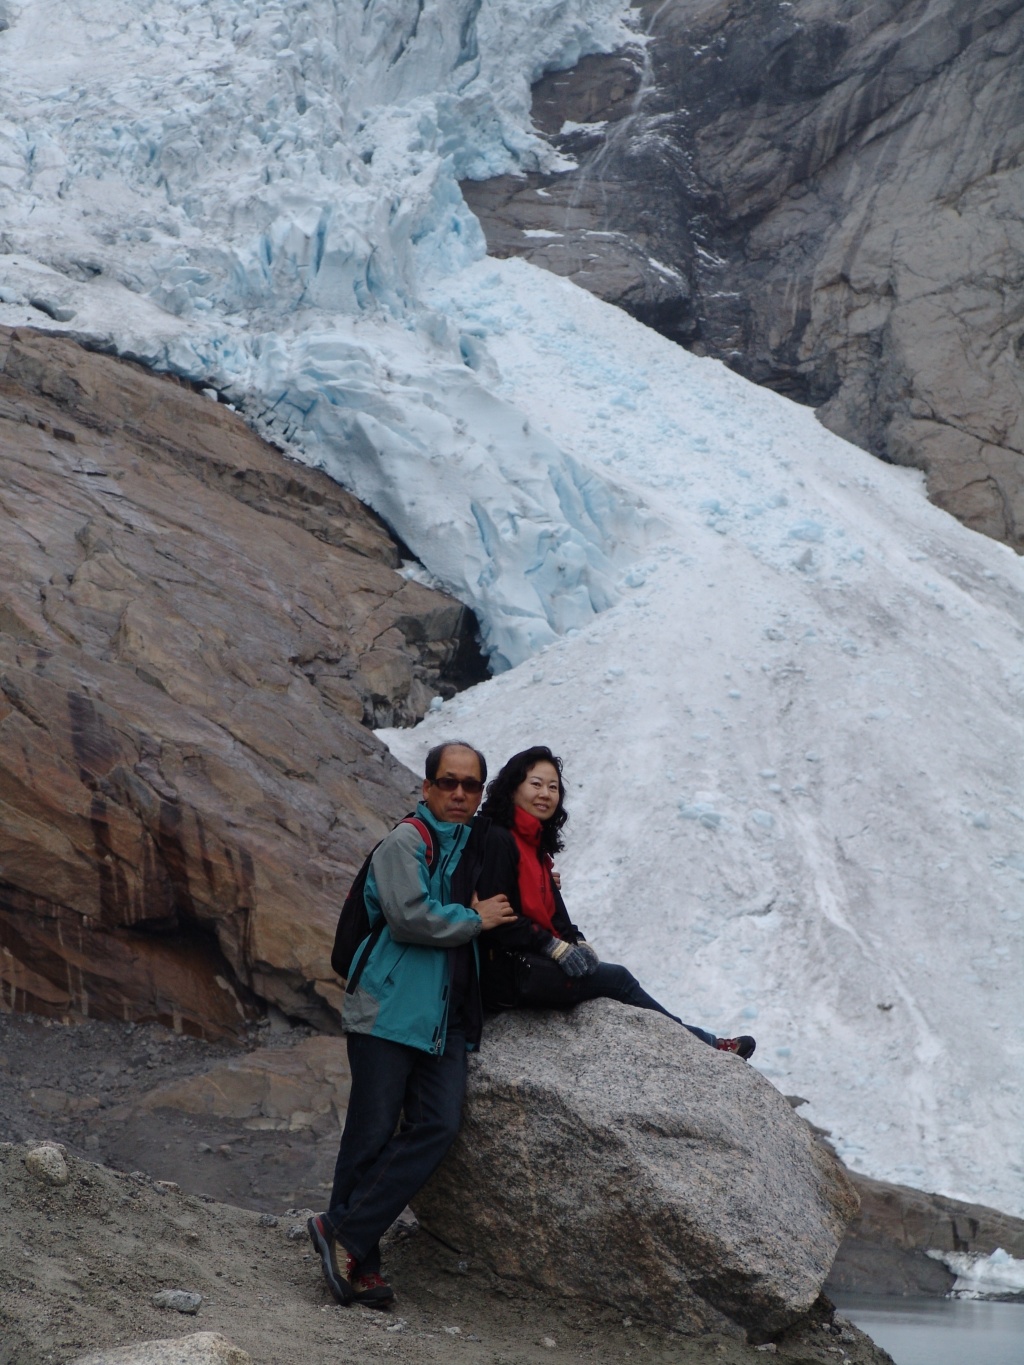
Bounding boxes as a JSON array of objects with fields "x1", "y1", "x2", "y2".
[
  {"x1": 25, "y1": 1145, "x2": 70, "y2": 1186},
  {"x1": 258, "y1": 1213, "x2": 278, "y2": 1227},
  {"x1": 755, "y1": 1346, "x2": 777, "y2": 1354},
  {"x1": 153, "y1": 1181, "x2": 180, "y2": 1195},
  {"x1": 443, "y1": 1326, "x2": 461, "y2": 1335},
  {"x1": 540, "y1": 1337, "x2": 557, "y2": 1349},
  {"x1": 287, "y1": 1223, "x2": 308, "y2": 1241},
  {"x1": 152, "y1": 1289, "x2": 202, "y2": 1314}
]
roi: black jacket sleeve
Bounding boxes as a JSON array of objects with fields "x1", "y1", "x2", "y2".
[{"x1": 476, "y1": 826, "x2": 585, "y2": 952}]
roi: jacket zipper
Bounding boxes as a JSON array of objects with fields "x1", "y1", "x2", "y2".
[{"x1": 430, "y1": 821, "x2": 469, "y2": 1054}]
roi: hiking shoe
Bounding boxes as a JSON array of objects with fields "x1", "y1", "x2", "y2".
[
  {"x1": 716, "y1": 1035, "x2": 756, "y2": 1060},
  {"x1": 353, "y1": 1267, "x2": 395, "y2": 1308},
  {"x1": 307, "y1": 1214, "x2": 354, "y2": 1305}
]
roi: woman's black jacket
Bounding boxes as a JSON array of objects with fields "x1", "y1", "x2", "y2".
[{"x1": 472, "y1": 824, "x2": 584, "y2": 1007}]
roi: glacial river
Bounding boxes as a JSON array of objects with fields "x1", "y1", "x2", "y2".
[{"x1": 833, "y1": 1295, "x2": 1024, "y2": 1364}]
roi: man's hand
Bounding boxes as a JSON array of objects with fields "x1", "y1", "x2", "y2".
[{"x1": 471, "y1": 891, "x2": 517, "y2": 930}]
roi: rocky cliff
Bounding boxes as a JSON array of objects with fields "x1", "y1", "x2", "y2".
[
  {"x1": 464, "y1": 0, "x2": 1024, "y2": 549},
  {"x1": 0, "y1": 327, "x2": 483, "y2": 1040}
]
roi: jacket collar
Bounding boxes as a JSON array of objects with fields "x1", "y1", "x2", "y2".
[{"x1": 416, "y1": 800, "x2": 472, "y2": 853}]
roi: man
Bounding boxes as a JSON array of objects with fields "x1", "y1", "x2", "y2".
[{"x1": 308, "y1": 740, "x2": 515, "y2": 1307}]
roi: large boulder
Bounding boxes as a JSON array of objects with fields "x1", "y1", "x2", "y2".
[
  {"x1": 0, "y1": 326, "x2": 483, "y2": 1038},
  {"x1": 413, "y1": 1001, "x2": 858, "y2": 1339},
  {"x1": 464, "y1": 0, "x2": 1024, "y2": 550}
]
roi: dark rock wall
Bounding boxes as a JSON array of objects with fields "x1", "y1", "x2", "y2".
[
  {"x1": 464, "y1": 0, "x2": 1024, "y2": 549},
  {"x1": 826, "y1": 1169, "x2": 1024, "y2": 1295}
]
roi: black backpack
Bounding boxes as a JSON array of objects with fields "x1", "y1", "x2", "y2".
[{"x1": 331, "y1": 815, "x2": 437, "y2": 993}]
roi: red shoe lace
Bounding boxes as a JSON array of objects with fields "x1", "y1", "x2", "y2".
[{"x1": 356, "y1": 1271, "x2": 389, "y2": 1290}]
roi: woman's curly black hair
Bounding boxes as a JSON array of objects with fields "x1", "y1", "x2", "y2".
[{"x1": 480, "y1": 745, "x2": 568, "y2": 857}]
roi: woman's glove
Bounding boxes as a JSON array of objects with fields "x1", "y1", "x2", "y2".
[{"x1": 545, "y1": 938, "x2": 599, "y2": 978}]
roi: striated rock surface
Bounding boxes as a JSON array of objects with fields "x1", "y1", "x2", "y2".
[
  {"x1": 0, "y1": 326, "x2": 483, "y2": 1039},
  {"x1": 464, "y1": 0, "x2": 1024, "y2": 549},
  {"x1": 414, "y1": 1002, "x2": 858, "y2": 1339}
]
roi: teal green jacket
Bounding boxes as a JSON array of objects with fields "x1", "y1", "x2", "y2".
[{"x1": 341, "y1": 803, "x2": 482, "y2": 1055}]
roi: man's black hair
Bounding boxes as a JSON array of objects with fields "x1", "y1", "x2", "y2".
[
  {"x1": 424, "y1": 740, "x2": 488, "y2": 785},
  {"x1": 479, "y1": 745, "x2": 567, "y2": 856}
]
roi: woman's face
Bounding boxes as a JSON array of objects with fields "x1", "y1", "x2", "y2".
[{"x1": 513, "y1": 761, "x2": 562, "y2": 822}]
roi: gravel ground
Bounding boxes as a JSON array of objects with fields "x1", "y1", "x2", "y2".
[
  {"x1": 0, "y1": 1013, "x2": 332, "y2": 1213},
  {"x1": 0, "y1": 1142, "x2": 892, "y2": 1365},
  {"x1": 0, "y1": 1012, "x2": 894, "y2": 1365}
]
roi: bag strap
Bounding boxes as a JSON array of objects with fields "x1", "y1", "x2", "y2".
[
  {"x1": 401, "y1": 815, "x2": 437, "y2": 870},
  {"x1": 345, "y1": 816, "x2": 436, "y2": 995}
]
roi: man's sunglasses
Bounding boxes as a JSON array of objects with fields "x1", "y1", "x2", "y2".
[{"x1": 430, "y1": 776, "x2": 485, "y2": 794}]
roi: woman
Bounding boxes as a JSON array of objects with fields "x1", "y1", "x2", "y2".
[{"x1": 476, "y1": 745, "x2": 755, "y2": 1059}]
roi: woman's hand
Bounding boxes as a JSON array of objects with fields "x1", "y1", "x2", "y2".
[
  {"x1": 575, "y1": 942, "x2": 599, "y2": 973},
  {"x1": 545, "y1": 938, "x2": 599, "y2": 978},
  {"x1": 550, "y1": 867, "x2": 562, "y2": 890}
]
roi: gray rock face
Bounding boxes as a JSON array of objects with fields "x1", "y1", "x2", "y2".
[
  {"x1": 413, "y1": 1002, "x2": 858, "y2": 1339},
  {"x1": 464, "y1": 0, "x2": 1024, "y2": 549},
  {"x1": 827, "y1": 1169, "x2": 1024, "y2": 1296}
]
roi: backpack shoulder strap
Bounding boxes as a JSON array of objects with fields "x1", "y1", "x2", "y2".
[
  {"x1": 400, "y1": 815, "x2": 437, "y2": 871},
  {"x1": 345, "y1": 816, "x2": 438, "y2": 996}
]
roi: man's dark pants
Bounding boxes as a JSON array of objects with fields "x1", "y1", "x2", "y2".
[{"x1": 324, "y1": 1027, "x2": 466, "y2": 1274}]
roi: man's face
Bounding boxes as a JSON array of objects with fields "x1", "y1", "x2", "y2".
[{"x1": 422, "y1": 745, "x2": 484, "y2": 825}]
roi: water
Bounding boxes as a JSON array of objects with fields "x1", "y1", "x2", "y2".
[{"x1": 833, "y1": 1294, "x2": 1024, "y2": 1365}]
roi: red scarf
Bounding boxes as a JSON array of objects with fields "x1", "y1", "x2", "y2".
[{"x1": 511, "y1": 806, "x2": 559, "y2": 935}]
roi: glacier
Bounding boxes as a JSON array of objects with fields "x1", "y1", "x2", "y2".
[
  {"x1": 2, "y1": 0, "x2": 1023, "y2": 1219},
  {"x1": 0, "y1": 0, "x2": 642, "y2": 668}
]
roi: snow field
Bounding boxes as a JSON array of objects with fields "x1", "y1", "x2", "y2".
[{"x1": 383, "y1": 258, "x2": 1024, "y2": 1216}]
